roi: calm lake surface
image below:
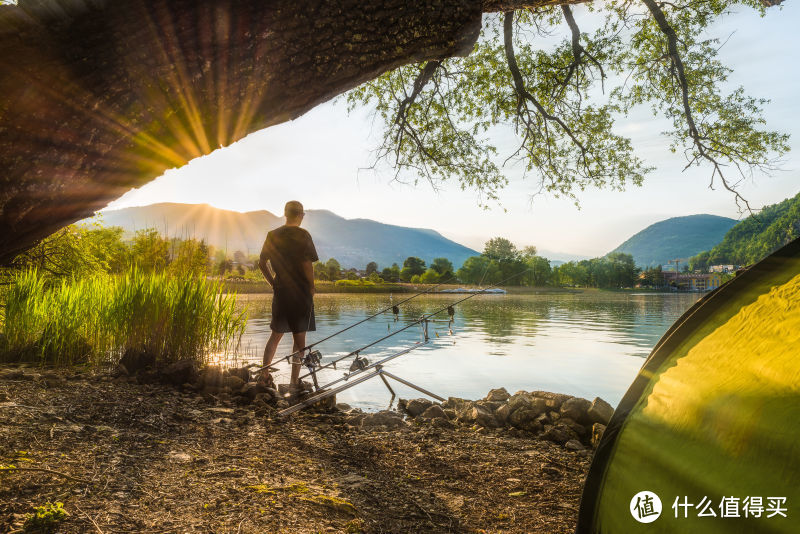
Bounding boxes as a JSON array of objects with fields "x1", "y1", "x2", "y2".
[{"x1": 233, "y1": 292, "x2": 701, "y2": 411}]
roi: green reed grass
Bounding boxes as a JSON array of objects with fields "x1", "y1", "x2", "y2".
[{"x1": 0, "y1": 268, "x2": 246, "y2": 368}]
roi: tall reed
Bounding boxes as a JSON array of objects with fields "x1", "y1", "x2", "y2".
[{"x1": 0, "y1": 268, "x2": 247, "y2": 368}]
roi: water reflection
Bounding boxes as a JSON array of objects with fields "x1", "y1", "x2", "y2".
[{"x1": 235, "y1": 292, "x2": 700, "y2": 411}]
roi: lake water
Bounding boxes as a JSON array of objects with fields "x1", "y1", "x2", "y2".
[{"x1": 233, "y1": 291, "x2": 701, "y2": 411}]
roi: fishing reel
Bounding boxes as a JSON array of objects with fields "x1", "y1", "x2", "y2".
[
  {"x1": 303, "y1": 349, "x2": 323, "y2": 372},
  {"x1": 349, "y1": 353, "x2": 370, "y2": 372}
]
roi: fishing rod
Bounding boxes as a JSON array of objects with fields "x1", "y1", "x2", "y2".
[
  {"x1": 298, "y1": 268, "x2": 530, "y2": 383},
  {"x1": 254, "y1": 276, "x2": 456, "y2": 372},
  {"x1": 278, "y1": 268, "x2": 531, "y2": 416}
]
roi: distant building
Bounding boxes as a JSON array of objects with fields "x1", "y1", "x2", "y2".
[
  {"x1": 710, "y1": 264, "x2": 736, "y2": 273},
  {"x1": 663, "y1": 271, "x2": 722, "y2": 291}
]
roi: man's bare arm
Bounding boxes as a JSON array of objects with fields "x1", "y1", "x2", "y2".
[
  {"x1": 258, "y1": 258, "x2": 276, "y2": 288},
  {"x1": 302, "y1": 260, "x2": 315, "y2": 296}
]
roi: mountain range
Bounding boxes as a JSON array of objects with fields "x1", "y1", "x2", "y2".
[
  {"x1": 96, "y1": 203, "x2": 479, "y2": 269},
  {"x1": 96, "y1": 201, "x2": 796, "y2": 272},
  {"x1": 609, "y1": 214, "x2": 738, "y2": 267}
]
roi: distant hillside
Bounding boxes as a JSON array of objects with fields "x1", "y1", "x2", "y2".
[
  {"x1": 96, "y1": 203, "x2": 479, "y2": 269},
  {"x1": 694, "y1": 192, "x2": 800, "y2": 266},
  {"x1": 610, "y1": 214, "x2": 737, "y2": 267}
]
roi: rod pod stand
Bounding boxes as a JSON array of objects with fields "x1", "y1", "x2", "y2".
[
  {"x1": 277, "y1": 363, "x2": 444, "y2": 418},
  {"x1": 277, "y1": 321, "x2": 440, "y2": 418}
]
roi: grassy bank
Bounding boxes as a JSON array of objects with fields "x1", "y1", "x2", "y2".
[
  {"x1": 222, "y1": 280, "x2": 580, "y2": 295},
  {"x1": 0, "y1": 269, "x2": 246, "y2": 368}
]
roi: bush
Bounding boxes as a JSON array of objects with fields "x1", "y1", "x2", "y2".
[{"x1": 334, "y1": 279, "x2": 376, "y2": 287}]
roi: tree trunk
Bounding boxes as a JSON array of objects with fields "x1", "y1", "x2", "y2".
[{"x1": 1, "y1": 0, "x2": 493, "y2": 262}]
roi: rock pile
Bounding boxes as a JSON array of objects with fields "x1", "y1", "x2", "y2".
[
  {"x1": 399, "y1": 387, "x2": 613, "y2": 451},
  {"x1": 114, "y1": 360, "x2": 336, "y2": 414}
]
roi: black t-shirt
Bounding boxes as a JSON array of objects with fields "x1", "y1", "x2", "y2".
[{"x1": 260, "y1": 225, "x2": 318, "y2": 294}]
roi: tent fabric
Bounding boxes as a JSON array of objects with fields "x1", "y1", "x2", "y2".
[{"x1": 577, "y1": 237, "x2": 800, "y2": 533}]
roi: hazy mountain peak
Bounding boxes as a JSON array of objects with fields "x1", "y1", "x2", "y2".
[
  {"x1": 609, "y1": 214, "x2": 737, "y2": 267},
  {"x1": 97, "y1": 203, "x2": 478, "y2": 268}
]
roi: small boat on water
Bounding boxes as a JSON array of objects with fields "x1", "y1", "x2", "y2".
[{"x1": 440, "y1": 287, "x2": 507, "y2": 294}]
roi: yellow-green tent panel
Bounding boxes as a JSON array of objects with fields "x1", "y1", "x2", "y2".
[{"x1": 578, "y1": 237, "x2": 800, "y2": 533}]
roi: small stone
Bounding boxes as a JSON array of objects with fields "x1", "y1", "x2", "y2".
[
  {"x1": 564, "y1": 439, "x2": 585, "y2": 451},
  {"x1": 360, "y1": 410, "x2": 407, "y2": 430},
  {"x1": 403, "y1": 398, "x2": 434, "y2": 417},
  {"x1": 591, "y1": 423, "x2": 606, "y2": 448},
  {"x1": 506, "y1": 394, "x2": 532, "y2": 414},
  {"x1": 161, "y1": 360, "x2": 197, "y2": 386},
  {"x1": 119, "y1": 349, "x2": 156, "y2": 374},
  {"x1": 198, "y1": 366, "x2": 224, "y2": 388},
  {"x1": 530, "y1": 391, "x2": 572, "y2": 407},
  {"x1": 587, "y1": 397, "x2": 614, "y2": 425},
  {"x1": 225, "y1": 366, "x2": 250, "y2": 382},
  {"x1": 509, "y1": 406, "x2": 546, "y2": 432},
  {"x1": 495, "y1": 403, "x2": 511, "y2": 425},
  {"x1": 240, "y1": 382, "x2": 268, "y2": 399},
  {"x1": 223, "y1": 375, "x2": 245, "y2": 390},
  {"x1": 335, "y1": 403, "x2": 352, "y2": 412},
  {"x1": 470, "y1": 405, "x2": 499, "y2": 428},
  {"x1": 540, "y1": 426, "x2": 572, "y2": 445},
  {"x1": 419, "y1": 404, "x2": 447, "y2": 420},
  {"x1": 557, "y1": 417, "x2": 587, "y2": 437},
  {"x1": 485, "y1": 387, "x2": 511, "y2": 402},
  {"x1": 442, "y1": 396, "x2": 469, "y2": 411},
  {"x1": 475, "y1": 400, "x2": 503, "y2": 413},
  {"x1": 560, "y1": 397, "x2": 592, "y2": 424}
]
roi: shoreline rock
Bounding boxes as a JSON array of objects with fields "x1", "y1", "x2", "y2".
[
  {"x1": 398, "y1": 388, "x2": 613, "y2": 451},
  {"x1": 1, "y1": 363, "x2": 612, "y2": 452}
]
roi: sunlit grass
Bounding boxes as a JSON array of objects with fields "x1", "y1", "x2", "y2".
[{"x1": 0, "y1": 268, "x2": 246, "y2": 368}]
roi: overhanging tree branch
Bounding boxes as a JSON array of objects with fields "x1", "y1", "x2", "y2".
[
  {"x1": 642, "y1": 0, "x2": 754, "y2": 212},
  {"x1": 503, "y1": 11, "x2": 590, "y2": 169}
]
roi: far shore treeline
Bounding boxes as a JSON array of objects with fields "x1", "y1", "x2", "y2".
[{"x1": 1, "y1": 223, "x2": 673, "y2": 290}]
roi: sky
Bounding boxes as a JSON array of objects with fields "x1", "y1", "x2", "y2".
[{"x1": 106, "y1": 3, "x2": 800, "y2": 258}]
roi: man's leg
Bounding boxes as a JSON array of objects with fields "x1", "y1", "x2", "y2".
[
  {"x1": 263, "y1": 330, "x2": 283, "y2": 369},
  {"x1": 289, "y1": 331, "x2": 307, "y2": 387}
]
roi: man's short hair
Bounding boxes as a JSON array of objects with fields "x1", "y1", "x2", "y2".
[{"x1": 284, "y1": 200, "x2": 304, "y2": 219}]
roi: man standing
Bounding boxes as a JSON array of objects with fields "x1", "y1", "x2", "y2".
[{"x1": 258, "y1": 201, "x2": 318, "y2": 393}]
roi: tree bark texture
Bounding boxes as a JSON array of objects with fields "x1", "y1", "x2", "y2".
[{"x1": 0, "y1": 0, "x2": 496, "y2": 262}]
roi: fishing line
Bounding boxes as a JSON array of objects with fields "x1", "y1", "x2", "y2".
[
  {"x1": 255, "y1": 276, "x2": 456, "y2": 372},
  {"x1": 296, "y1": 268, "x2": 530, "y2": 382}
]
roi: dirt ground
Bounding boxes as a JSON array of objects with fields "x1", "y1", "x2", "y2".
[{"x1": 0, "y1": 367, "x2": 591, "y2": 533}]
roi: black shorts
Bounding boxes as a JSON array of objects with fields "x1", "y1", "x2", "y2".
[{"x1": 271, "y1": 288, "x2": 315, "y2": 333}]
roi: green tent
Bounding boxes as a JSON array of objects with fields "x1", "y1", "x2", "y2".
[{"x1": 578, "y1": 237, "x2": 800, "y2": 533}]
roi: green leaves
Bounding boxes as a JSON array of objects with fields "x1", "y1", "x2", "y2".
[{"x1": 345, "y1": 1, "x2": 788, "y2": 208}]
